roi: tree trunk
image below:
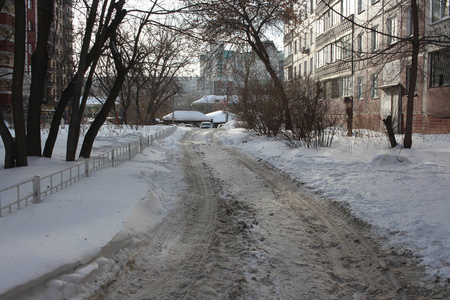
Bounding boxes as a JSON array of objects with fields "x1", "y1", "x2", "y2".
[
  {"x1": 0, "y1": 0, "x2": 6, "y2": 12},
  {"x1": 383, "y1": 116, "x2": 398, "y2": 148},
  {"x1": 43, "y1": 81, "x2": 75, "y2": 158},
  {"x1": 0, "y1": 112, "x2": 15, "y2": 168},
  {"x1": 11, "y1": 0, "x2": 27, "y2": 167},
  {"x1": 43, "y1": 0, "x2": 127, "y2": 159},
  {"x1": 79, "y1": 72, "x2": 127, "y2": 158},
  {"x1": 404, "y1": 0, "x2": 419, "y2": 149},
  {"x1": 27, "y1": 0, "x2": 54, "y2": 156}
]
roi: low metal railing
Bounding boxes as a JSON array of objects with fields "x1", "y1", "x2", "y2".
[{"x1": 0, "y1": 126, "x2": 176, "y2": 216}]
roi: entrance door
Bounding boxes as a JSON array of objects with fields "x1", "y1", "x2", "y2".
[{"x1": 381, "y1": 87, "x2": 401, "y2": 134}]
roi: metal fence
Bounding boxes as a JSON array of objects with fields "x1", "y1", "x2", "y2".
[{"x1": 0, "y1": 126, "x2": 176, "y2": 217}]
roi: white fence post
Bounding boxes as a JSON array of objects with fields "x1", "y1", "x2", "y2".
[
  {"x1": 85, "y1": 159, "x2": 90, "y2": 177},
  {"x1": 33, "y1": 175, "x2": 41, "y2": 203},
  {"x1": 128, "y1": 143, "x2": 132, "y2": 160},
  {"x1": 111, "y1": 149, "x2": 115, "y2": 167}
]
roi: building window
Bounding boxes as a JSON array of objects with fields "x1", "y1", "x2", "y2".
[
  {"x1": 430, "y1": 49, "x2": 450, "y2": 87},
  {"x1": 372, "y1": 0, "x2": 380, "y2": 4},
  {"x1": 317, "y1": 48, "x2": 324, "y2": 68},
  {"x1": 304, "y1": 61, "x2": 307, "y2": 77},
  {"x1": 294, "y1": 66, "x2": 297, "y2": 79},
  {"x1": 342, "y1": 0, "x2": 354, "y2": 18},
  {"x1": 371, "y1": 26, "x2": 378, "y2": 52},
  {"x1": 324, "y1": 44, "x2": 331, "y2": 64},
  {"x1": 317, "y1": 17, "x2": 324, "y2": 36},
  {"x1": 310, "y1": 57, "x2": 313, "y2": 74},
  {"x1": 341, "y1": 76, "x2": 353, "y2": 97},
  {"x1": 358, "y1": 0, "x2": 365, "y2": 14},
  {"x1": 294, "y1": 40, "x2": 297, "y2": 54},
  {"x1": 357, "y1": 33, "x2": 363, "y2": 56},
  {"x1": 407, "y1": 7, "x2": 413, "y2": 36},
  {"x1": 310, "y1": 28, "x2": 314, "y2": 44},
  {"x1": 341, "y1": 34, "x2": 352, "y2": 59},
  {"x1": 357, "y1": 77, "x2": 364, "y2": 100},
  {"x1": 287, "y1": 66, "x2": 293, "y2": 80},
  {"x1": 387, "y1": 17, "x2": 397, "y2": 45},
  {"x1": 304, "y1": 32, "x2": 308, "y2": 47},
  {"x1": 371, "y1": 74, "x2": 379, "y2": 98},
  {"x1": 299, "y1": 64, "x2": 302, "y2": 78},
  {"x1": 432, "y1": 0, "x2": 450, "y2": 23},
  {"x1": 332, "y1": 3, "x2": 341, "y2": 26},
  {"x1": 28, "y1": 0, "x2": 33, "y2": 10}
]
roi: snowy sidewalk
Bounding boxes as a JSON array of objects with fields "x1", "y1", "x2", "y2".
[{"x1": 0, "y1": 127, "x2": 187, "y2": 299}]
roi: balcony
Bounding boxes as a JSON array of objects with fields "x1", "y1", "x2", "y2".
[
  {"x1": 316, "y1": 15, "x2": 354, "y2": 48},
  {"x1": 283, "y1": 30, "x2": 293, "y2": 45},
  {"x1": 284, "y1": 54, "x2": 293, "y2": 66}
]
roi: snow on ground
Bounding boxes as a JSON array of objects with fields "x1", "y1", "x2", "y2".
[
  {"x1": 0, "y1": 124, "x2": 186, "y2": 299},
  {"x1": 216, "y1": 123, "x2": 450, "y2": 284},
  {"x1": 0, "y1": 122, "x2": 449, "y2": 299}
]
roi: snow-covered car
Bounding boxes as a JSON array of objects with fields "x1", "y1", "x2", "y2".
[
  {"x1": 184, "y1": 124, "x2": 195, "y2": 127},
  {"x1": 200, "y1": 122, "x2": 213, "y2": 129}
]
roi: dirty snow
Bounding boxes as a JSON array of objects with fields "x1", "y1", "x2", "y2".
[{"x1": 0, "y1": 122, "x2": 449, "y2": 299}]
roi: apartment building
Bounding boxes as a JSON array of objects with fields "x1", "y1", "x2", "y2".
[
  {"x1": 46, "y1": 0, "x2": 74, "y2": 106},
  {"x1": 284, "y1": 0, "x2": 450, "y2": 134},
  {"x1": 0, "y1": 0, "x2": 74, "y2": 120},
  {"x1": 200, "y1": 42, "x2": 284, "y2": 97},
  {"x1": 0, "y1": 0, "x2": 37, "y2": 117}
]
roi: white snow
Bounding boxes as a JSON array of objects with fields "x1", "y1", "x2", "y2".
[
  {"x1": 0, "y1": 122, "x2": 449, "y2": 299},
  {"x1": 205, "y1": 110, "x2": 236, "y2": 123},
  {"x1": 192, "y1": 95, "x2": 227, "y2": 104},
  {"x1": 191, "y1": 95, "x2": 237, "y2": 104}
]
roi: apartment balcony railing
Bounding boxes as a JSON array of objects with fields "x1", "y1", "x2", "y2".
[
  {"x1": 316, "y1": 15, "x2": 354, "y2": 48},
  {"x1": 284, "y1": 54, "x2": 293, "y2": 67}
]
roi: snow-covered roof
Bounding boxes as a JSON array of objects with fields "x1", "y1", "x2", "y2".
[
  {"x1": 192, "y1": 95, "x2": 231, "y2": 104},
  {"x1": 162, "y1": 110, "x2": 209, "y2": 122},
  {"x1": 84, "y1": 96, "x2": 120, "y2": 106},
  {"x1": 205, "y1": 110, "x2": 236, "y2": 123}
]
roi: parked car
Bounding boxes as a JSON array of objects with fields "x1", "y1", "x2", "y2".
[
  {"x1": 200, "y1": 122, "x2": 213, "y2": 129},
  {"x1": 184, "y1": 124, "x2": 195, "y2": 127}
]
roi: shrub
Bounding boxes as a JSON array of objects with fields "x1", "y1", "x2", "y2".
[{"x1": 283, "y1": 77, "x2": 339, "y2": 148}]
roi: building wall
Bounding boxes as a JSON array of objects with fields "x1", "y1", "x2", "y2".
[{"x1": 284, "y1": 0, "x2": 450, "y2": 134}]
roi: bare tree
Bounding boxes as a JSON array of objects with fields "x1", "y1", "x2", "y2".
[
  {"x1": 43, "y1": 0, "x2": 127, "y2": 159},
  {"x1": 10, "y1": 0, "x2": 27, "y2": 167},
  {"x1": 79, "y1": 6, "x2": 157, "y2": 158},
  {"x1": 182, "y1": 0, "x2": 295, "y2": 130},
  {"x1": 141, "y1": 26, "x2": 191, "y2": 124},
  {"x1": 26, "y1": 0, "x2": 54, "y2": 156}
]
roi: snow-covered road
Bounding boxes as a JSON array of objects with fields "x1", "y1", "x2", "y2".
[{"x1": 91, "y1": 129, "x2": 431, "y2": 299}]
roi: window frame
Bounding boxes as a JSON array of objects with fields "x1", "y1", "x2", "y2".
[
  {"x1": 371, "y1": 74, "x2": 379, "y2": 99},
  {"x1": 430, "y1": 49, "x2": 450, "y2": 87},
  {"x1": 357, "y1": 77, "x2": 364, "y2": 100},
  {"x1": 371, "y1": 26, "x2": 379, "y2": 52},
  {"x1": 387, "y1": 17, "x2": 397, "y2": 45},
  {"x1": 358, "y1": 0, "x2": 365, "y2": 14}
]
